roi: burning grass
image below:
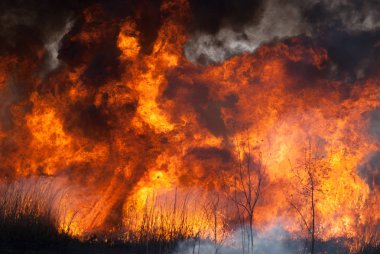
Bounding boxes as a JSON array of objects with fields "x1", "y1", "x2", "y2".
[
  {"x1": 0, "y1": 177, "x2": 200, "y2": 253},
  {"x1": 0, "y1": 147, "x2": 379, "y2": 254},
  {"x1": 0, "y1": 176, "x2": 379, "y2": 254},
  {"x1": 0, "y1": 177, "x2": 73, "y2": 250}
]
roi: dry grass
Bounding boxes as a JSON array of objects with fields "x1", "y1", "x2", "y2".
[
  {"x1": 0, "y1": 177, "x2": 73, "y2": 250},
  {"x1": 0, "y1": 177, "x2": 378, "y2": 254}
]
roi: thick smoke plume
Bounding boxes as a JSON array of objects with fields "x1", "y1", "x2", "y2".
[{"x1": 185, "y1": 0, "x2": 380, "y2": 70}]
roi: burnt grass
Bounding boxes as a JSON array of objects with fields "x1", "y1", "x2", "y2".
[
  {"x1": 0, "y1": 218, "x2": 182, "y2": 254},
  {"x1": 0, "y1": 228, "x2": 184, "y2": 254},
  {"x1": 0, "y1": 220, "x2": 379, "y2": 254},
  {"x1": 0, "y1": 219, "x2": 379, "y2": 254}
]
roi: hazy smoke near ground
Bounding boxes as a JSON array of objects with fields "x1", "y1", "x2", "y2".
[{"x1": 176, "y1": 225, "x2": 300, "y2": 254}]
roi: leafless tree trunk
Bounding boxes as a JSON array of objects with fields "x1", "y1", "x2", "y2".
[
  {"x1": 289, "y1": 144, "x2": 324, "y2": 254},
  {"x1": 202, "y1": 193, "x2": 229, "y2": 254},
  {"x1": 230, "y1": 139, "x2": 264, "y2": 253}
]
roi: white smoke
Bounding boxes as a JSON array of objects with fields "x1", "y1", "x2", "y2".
[
  {"x1": 184, "y1": 0, "x2": 380, "y2": 65},
  {"x1": 184, "y1": 0, "x2": 308, "y2": 65},
  {"x1": 175, "y1": 223, "x2": 302, "y2": 254},
  {"x1": 43, "y1": 18, "x2": 73, "y2": 73},
  {"x1": 0, "y1": 6, "x2": 74, "y2": 75}
]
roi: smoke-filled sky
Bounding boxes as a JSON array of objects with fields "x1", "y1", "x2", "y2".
[
  {"x1": 0, "y1": 0, "x2": 379, "y2": 238},
  {"x1": 2, "y1": 0, "x2": 380, "y2": 68}
]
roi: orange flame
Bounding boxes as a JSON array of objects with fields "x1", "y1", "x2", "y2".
[{"x1": 0, "y1": 0, "x2": 379, "y2": 250}]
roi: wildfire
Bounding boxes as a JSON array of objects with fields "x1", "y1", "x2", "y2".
[{"x1": 0, "y1": 0, "x2": 379, "y2": 252}]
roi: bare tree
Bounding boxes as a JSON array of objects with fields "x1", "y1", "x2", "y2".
[
  {"x1": 230, "y1": 139, "x2": 265, "y2": 253},
  {"x1": 202, "y1": 193, "x2": 229, "y2": 254},
  {"x1": 289, "y1": 144, "x2": 327, "y2": 254}
]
